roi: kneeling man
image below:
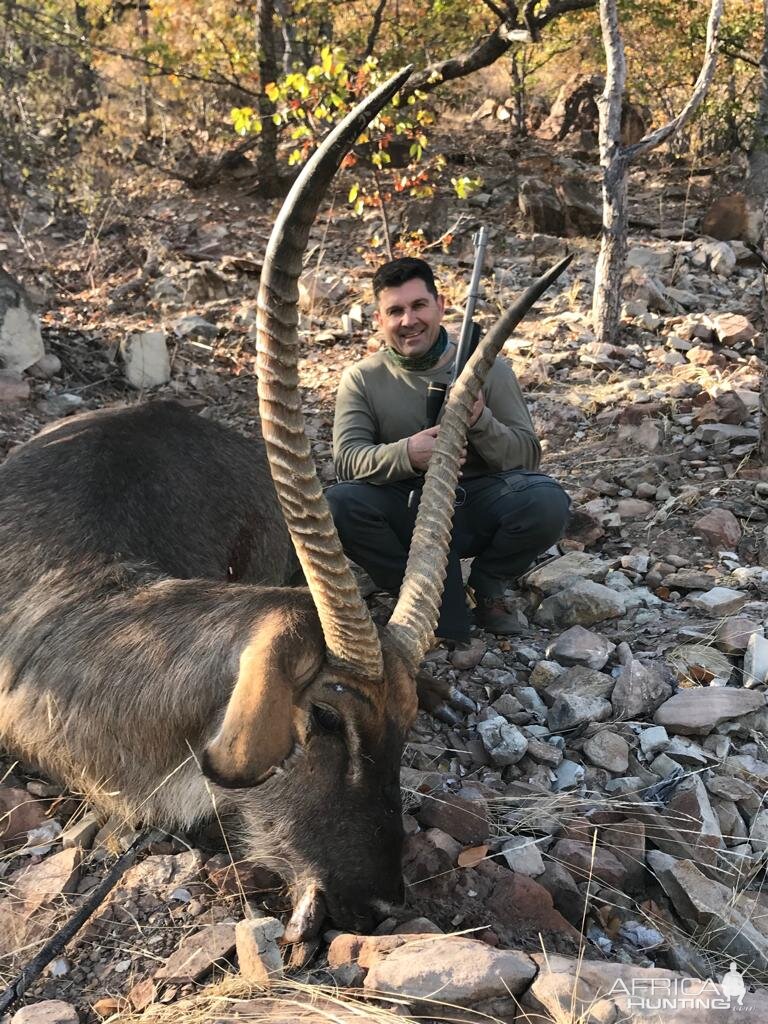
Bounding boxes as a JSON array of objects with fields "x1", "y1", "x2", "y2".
[{"x1": 326, "y1": 257, "x2": 569, "y2": 643}]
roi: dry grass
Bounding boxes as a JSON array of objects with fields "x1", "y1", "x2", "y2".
[{"x1": 105, "y1": 975, "x2": 515, "y2": 1024}]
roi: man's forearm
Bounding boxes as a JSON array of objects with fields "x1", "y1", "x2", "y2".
[{"x1": 334, "y1": 438, "x2": 414, "y2": 484}]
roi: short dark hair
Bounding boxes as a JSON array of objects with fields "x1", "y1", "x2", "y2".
[{"x1": 372, "y1": 257, "x2": 438, "y2": 300}]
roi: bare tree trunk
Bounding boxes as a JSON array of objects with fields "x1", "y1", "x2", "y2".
[
  {"x1": 254, "y1": 0, "x2": 285, "y2": 197},
  {"x1": 748, "y1": 0, "x2": 768, "y2": 200},
  {"x1": 592, "y1": 0, "x2": 723, "y2": 346},
  {"x1": 760, "y1": 211, "x2": 768, "y2": 462},
  {"x1": 510, "y1": 50, "x2": 526, "y2": 134},
  {"x1": 751, "y1": 3, "x2": 768, "y2": 461},
  {"x1": 274, "y1": 0, "x2": 299, "y2": 73},
  {"x1": 138, "y1": 1, "x2": 153, "y2": 138},
  {"x1": 592, "y1": 0, "x2": 627, "y2": 343}
]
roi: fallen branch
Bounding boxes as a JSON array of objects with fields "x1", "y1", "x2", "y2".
[{"x1": 0, "y1": 828, "x2": 166, "y2": 1016}]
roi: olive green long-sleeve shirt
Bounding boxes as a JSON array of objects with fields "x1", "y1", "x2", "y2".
[{"x1": 333, "y1": 347, "x2": 541, "y2": 484}]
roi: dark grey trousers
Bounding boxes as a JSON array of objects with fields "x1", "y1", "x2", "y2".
[{"x1": 327, "y1": 470, "x2": 570, "y2": 641}]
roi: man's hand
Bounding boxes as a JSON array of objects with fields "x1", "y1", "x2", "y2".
[
  {"x1": 407, "y1": 426, "x2": 440, "y2": 472},
  {"x1": 469, "y1": 391, "x2": 485, "y2": 427},
  {"x1": 407, "y1": 426, "x2": 467, "y2": 473}
]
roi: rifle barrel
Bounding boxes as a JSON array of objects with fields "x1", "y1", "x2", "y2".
[{"x1": 452, "y1": 225, "x2": 489, "y2": 386}]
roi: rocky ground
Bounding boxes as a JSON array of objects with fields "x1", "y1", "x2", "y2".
[{"x1": 2, "y1": 123, "x2": 768, "y2": 1023}]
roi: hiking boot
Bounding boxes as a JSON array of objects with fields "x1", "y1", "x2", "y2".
[{"x1": 473, "y1": 595, "x2": 523, "y2": 636}]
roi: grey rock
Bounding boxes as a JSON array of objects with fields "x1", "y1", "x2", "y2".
[
  {"x1": 40, "y1": 393, "x2": 84, "y2": 417},
  {"x1": 604, "y1": 776, "x2": 644, "y2": 795},
  {"x1": 546, "y1": 626, "x2": 615, "y2": 670},
  {"x1": 0, "y1": 268, "x2": 45, "y2": 372},
  {"x1": 696, "y1": 423, "x2": 759, "y2": 444},
  {"x1": 528, "y1": 661, "x2": 565, "y2": 688},
  {"x1": 545, "y1": 665, "x2": 614, "y2": 701},
  {"x1": 665, "y1": 736, "x2": 709, "y2": 766},
  {"x1": 120, "y1": 330, "x2": 171, "y2": 389},
  {"x1": 582, "y1": 731, "x2": 629, "y2": 773},
  {"x1": 11, "y1": 1002, "x2": 79, "y2": 1024},
  {"x1": 61, "y1": 812, "x2": 100, "y2": 851},
  {"x1": 547, "y1": 693, "x2": 612, "y2": 731},
  {"x1": 27, "y1": 353, "x2": 62, "y2": 379},
  {"x1": 500, "y1": 836, "x2": 545, "y2": 876},
  {"x1": 0, "y1": 370, "x2": 30, "y2": 404},
  {"x1": 524, "y1": 552, "x2": 609, "y2": 595},
  {"x1": 535, "y1": 580, "x2": 626, "y2": 628},
  {"x1": 688, "y1": 587, "x2": 748, "y2": 617},
  {"x1": 654, "y1": 688, "x2": 765, "y2": 735},
  {"x1": 743, "y1": 632, "x2": 768, "y2": 688},
  {"x1": 236, "y1": 915, "x2": 284, "y2": 985},
  {"x1": 650, "y1": 752, "x2": 684, "y2": 778},
  {"x1": 639, "y1": 725, "x2": 669, "y2": 758},
  {"x1": 717, "y1": 616, "x2": 763, "y2": 655},
  {"x1": 476, "y1": 716, "x2": 529, "y2": 766},
  {"x1": 749, "y1": 809, "x2": 768, "y2": 855},
  {"x1": 173, "y1": 314, "x2": 219, "y2": 339},
  {"x1": 154, "y1": 923, "x2": 237, "y2": 982},
  {"x1": 515, "y1": 686, "x2": 549, "y2": 721},
  {"x1": 525, "y1": 737, "x2": 564, "y2": 768},
  {"x1": 553, "y1": 760, "x2": 586, "y2": 791},
  {"x1": 363, "y1": 935, "x2": 536, "y2": 1004},
  {"x1": 611, "y1": 658, "x2": 672, "y2": 718},
  {"x1": 648, "y1": 854, "x2": 768, "y2": 972}
]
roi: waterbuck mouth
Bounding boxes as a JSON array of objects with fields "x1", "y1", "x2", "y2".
[
  {"x1": 283, "y1": 880, "x2": 327, "y2": 943},
  {"x1": 284, "y1": 876, "x2": 404, "y2": 942}
]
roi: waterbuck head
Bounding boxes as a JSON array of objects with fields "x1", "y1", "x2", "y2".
[{"x1": 200, "y1": 69, "x2": 572, "y2": 940}]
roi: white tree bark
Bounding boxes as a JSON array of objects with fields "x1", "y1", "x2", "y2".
[
  {"x1": 754, "y1": 2, "x2": 768, "y2": 461},
  {"x1": 592, "y1": 0, "x2": 723, "y2": 345}
]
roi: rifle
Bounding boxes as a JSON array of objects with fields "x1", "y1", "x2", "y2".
[{"x1": 426, "y1": 225, "x2": 489, "y2": 427}]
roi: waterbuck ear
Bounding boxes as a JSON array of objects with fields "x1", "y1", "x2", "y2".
[{"x1": 201, "y1": 609, "x2": 324, "y2": 789}]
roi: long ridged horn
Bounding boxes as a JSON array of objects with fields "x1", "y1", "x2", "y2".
[
  {"x1": 257, "y1": 67, "x2": 413, "y2": 681},
  {"x1": 388, "y1": 253, "x2": 574, "y2": 665}
]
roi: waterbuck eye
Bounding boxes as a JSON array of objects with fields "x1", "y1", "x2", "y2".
[{"x1": 311, "y1": 704, "x2": 344, "y2": 735}]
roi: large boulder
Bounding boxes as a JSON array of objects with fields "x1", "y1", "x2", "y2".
[
  {"x1": 518, "y1": 179, "x2": 566, "y2": 235},
  {"x1": 701, "y1": 192, "x2": 762, "y2": 244},
  {"x1": 535, "y1": 73, "x2": 649, "y2": 146}
]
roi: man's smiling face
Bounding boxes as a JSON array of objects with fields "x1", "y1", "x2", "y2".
[{"x1": 375, "y1": 278, "x2": 446, "y2": 358}]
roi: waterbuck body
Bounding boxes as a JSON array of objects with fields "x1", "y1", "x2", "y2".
[
  {"x1": 0, "y1": 400, "x2": 298, "y2": 588},
  {"x1": 0, "y1": 400, "x2": 414, "y2": 932}
]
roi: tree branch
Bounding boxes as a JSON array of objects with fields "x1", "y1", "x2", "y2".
[
  {"x1": 481, "y1": 0, "x2": 515, "y2": 23},
  {"x1": 400, "y1": 1, "x2": 596, "y2": 98},
  {"x1": 530, "y1": 0, "x2": 596, "y2": 33},
  {"x1": 624, "y1": 0, "x2": 724, "y2": 163},
  {"x1": 362, "y1": 0, "x2": 388, "y2": 60},
  {"x1": 402, "y1": 24, "x2": 517, "y2": 97},
  {"x1": 718, "y1": 40, "x2": 760, "y2": 70}
]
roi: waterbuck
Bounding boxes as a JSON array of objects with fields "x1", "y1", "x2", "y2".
[{"x1": 0, "y1": 69, "x2": 570, "y2": 940}]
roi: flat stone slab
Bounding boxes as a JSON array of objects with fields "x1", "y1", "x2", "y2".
[
  {"x1": 654, "y1": 688, "x2": 765, "y2": 735},
  {"x1": 648, "y1": 853, "x2": 768, "y2": 973},
  {"x1": 154, "y1": 923, "x2": 236, "y2": 983},
  {"x1": 362, "y1": 935, "x2": 536, "y2": 1004},
  {"x1": 688, "y1": 587, "x2": 747, "y2": 617},
  {"x1": 524, "y1": 552, "x2": 609, "y2": 595}
]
